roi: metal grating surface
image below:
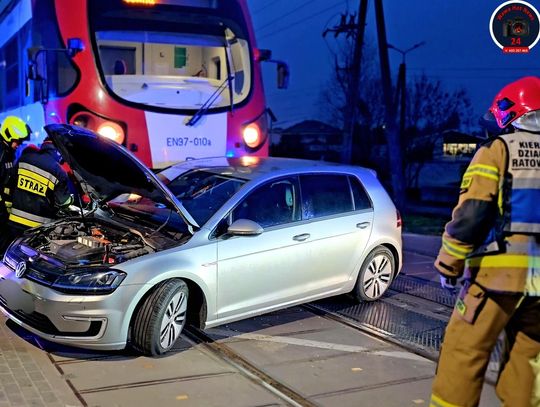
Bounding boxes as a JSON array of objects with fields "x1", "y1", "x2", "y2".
[
  {"x1": 313, "y1": 296, "x2": 446, "y2": 356},
  {"x1": 391, "y1": 274, "x2": 457, "y2": 307},
  {"x1": 312, "y1": 274, "x2": 504, "y2": 372}
]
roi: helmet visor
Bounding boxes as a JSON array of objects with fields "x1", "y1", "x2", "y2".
[{"x1": 513, "y1": 110, "x2": 540, "y2": 132}]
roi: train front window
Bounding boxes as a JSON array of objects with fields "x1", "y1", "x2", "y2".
[{"x1": 89, "y1": 0, "x2": 252, "y2": 111}]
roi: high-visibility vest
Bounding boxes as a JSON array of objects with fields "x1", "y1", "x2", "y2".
[{"x1": 499, "y1": 131, "x2": 540, "y2": 234}]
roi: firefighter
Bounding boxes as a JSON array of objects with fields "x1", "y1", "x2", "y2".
[
  {"x1": 7, "y1": 137, "x2": 73, "y2": 238},
  {"x1": 431, "y1": 76, "x2": 540, "y2": 407},
  {"x1": 0, "y1": 116, "x2": 32, "y2": 253}
]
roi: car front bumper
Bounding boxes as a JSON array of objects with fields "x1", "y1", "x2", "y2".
[{"x1": 0, "y1": 263, "x2": 138, "y2": 351}]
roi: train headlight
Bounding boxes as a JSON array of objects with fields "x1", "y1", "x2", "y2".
[
  {"x1": 97, "y1": 121, "x2": 125, "y2": 144},
  {"x1": 242, "y1": 123, "x2": 262, "y2": 149}
]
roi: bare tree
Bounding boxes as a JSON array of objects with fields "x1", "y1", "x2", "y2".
[
  {"x1": 404, "y1": 74, "x2": 474, "y2": 189},
  {"x1": 318, "y1": 41, "x2": 384, "y2": 131},
  {"x1": 318, "y1": 43, "x2": 474, "y2": 190}
]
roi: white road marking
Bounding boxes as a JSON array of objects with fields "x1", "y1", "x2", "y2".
[{"x1": 209, "y1": 329, "x2": 429, "y2": 362}]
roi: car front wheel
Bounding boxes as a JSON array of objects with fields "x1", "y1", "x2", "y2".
[
  {"x1": 132, "y1": 279, "x2": 189, "y2": 356},
  {"x1": 353, "y1": 246, "x2": 395, "y2": 302}
]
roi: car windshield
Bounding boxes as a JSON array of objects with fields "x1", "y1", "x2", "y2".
[
  {"x1": 89, "y1": 0, "x2": 252, "y2": 111},
  {"x1": 164, "y1": 169, "x2": 245, "y2": 225},
  {"x1": 105, "y1": 192, "x2": 190, "y2": 236}
]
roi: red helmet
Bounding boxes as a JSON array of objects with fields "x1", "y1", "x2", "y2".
[{"x1": 490, "y1": 76, "x2": 540, "y2": 129}]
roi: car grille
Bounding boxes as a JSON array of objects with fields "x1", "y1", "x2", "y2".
[{"x1": 0, "y1": 297, "x2": 102, "y2": 337}]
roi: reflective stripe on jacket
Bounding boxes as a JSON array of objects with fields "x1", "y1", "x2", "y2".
[
  {"x1": 8, "y1": 208, "x2": 54, "y2": 228},
  {"x1": 0, "y1": 142, "x2": 16, "y2": 218}
]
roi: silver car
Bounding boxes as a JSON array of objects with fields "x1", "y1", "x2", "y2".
[{"x1": 0, "y1": 124, "x2": 402, "y2": 356}]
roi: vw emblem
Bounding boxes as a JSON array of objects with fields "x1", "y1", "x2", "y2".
[{"x1": 15, "y1": 261, "x2": 27, "y2": 278}]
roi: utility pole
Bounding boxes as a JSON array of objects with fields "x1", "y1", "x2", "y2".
[
  {"x1": 388, "y1": 42, "x2": 425, "y2": 138},
  {"x1": 323, "y1": 0, "x2": 368, "y2": 164},
  {"x1": 374, "y1": 0, "x2": 405, "y2": 209}
]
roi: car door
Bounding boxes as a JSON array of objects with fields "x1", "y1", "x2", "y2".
[
  {"x1": 292, "y1": 173, "x2": 374, "y2": 293},
  {"x1": 216, "y1": 176, "x2": 314, "y2": 319}
]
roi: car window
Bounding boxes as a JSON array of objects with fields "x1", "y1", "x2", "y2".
[
  {"x1": 349, "y1": 176, "x2": 372, "y2": 210},
  {"x1": 232, "y1": 177, "x2": 300, "y2": 228},
  {"x1": 166, "y1": 170, "x2": 245, "y2": 225},
  {"x1": 300, "y1": 174, "x2": 354, "y2": 219}
]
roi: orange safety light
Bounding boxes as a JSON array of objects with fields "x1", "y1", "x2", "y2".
[{"x1": 123, "y1": 0, "x2": 156, "y2": 6}]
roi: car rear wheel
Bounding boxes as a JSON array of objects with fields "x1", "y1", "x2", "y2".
[
  {"x1": 132, "y1": 279, "x2": 189, "y2": 356},
  {"x1": 353, "y1": 246, "x2": 395, "y2": 302}
]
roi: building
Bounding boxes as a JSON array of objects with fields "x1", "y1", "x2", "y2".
[
  {"x1": 417, "y1": 130, "x2": 485, "y2": 205},
  {"x1": 270, "y1": 120, "x2": 342, "y2": 161}
]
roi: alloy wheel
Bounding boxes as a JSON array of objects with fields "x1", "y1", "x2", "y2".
[
  {"x1": 159, "y1": 291, "x2": 187, "y2": 349},
  {"x1": 362, "y1": 253, "x2": 392, "y2": 300}
]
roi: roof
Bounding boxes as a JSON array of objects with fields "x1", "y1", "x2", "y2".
[
  {"x1": 160, "y1": 156, "x2": 373, "y2": 183},
  {"x1": 442, "y1": 130, "x2": 483, "y2": 144},
  {"x1": 282, "y1": 120, "x2": 341, "y2": 135}
]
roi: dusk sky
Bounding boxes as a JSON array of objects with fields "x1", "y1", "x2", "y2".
[{"x1": 247, "y1": 0, "x2": 540, "y2": 130}]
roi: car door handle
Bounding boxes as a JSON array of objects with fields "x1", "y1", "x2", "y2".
[
  {"x1": 293, "y1": 233, "x2": 311, "y2": 241},
  {"x1": 356, "y1": 222, "x2": 370, "y2": 229}
]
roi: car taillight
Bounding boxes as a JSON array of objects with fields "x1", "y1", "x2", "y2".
[
  {"x1": 396, "y1": 210, "x2": 402, "y2": 228},
  {"x1": 97, "y1": 121, "x2": 125, "y2": 144}
]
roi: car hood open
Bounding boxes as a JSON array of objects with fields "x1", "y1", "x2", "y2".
[{"x1": 44, "y1": 124, "x2": 199, "y2": 230}]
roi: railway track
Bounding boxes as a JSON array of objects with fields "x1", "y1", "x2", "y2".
[
  {"x1": 183, "y1": 325, "x2": 317, "y2": 407},
  {"x1": 175, "y1": 274, "x2": 456, "y2": 406},
  {"x1": 302, "y1": 274, "x2": 455, "y2": 362}
]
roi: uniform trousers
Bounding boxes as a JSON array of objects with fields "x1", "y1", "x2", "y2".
[{"x1": 431, "y1": 290, "x2": 540, "y2": 407}]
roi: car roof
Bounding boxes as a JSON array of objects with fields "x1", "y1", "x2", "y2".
[{"x1": 161, "y1": 156, "x2": 376, "y2": 182}]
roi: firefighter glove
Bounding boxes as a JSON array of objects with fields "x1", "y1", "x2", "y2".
[{"x1": 440, "y1": 275, "x2": 458, "y2": 292}]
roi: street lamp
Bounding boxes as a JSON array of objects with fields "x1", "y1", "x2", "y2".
[{"x1": 387, "y1": 41, "x2": 426, "y2": 137}]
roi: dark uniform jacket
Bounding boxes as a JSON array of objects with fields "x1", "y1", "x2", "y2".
[
  {"x1": 435, "y1": 130, "x2": 540, "y2": 295},
  {"x1": 8, "y1": 143, "x2": 72, "y2": 229}
]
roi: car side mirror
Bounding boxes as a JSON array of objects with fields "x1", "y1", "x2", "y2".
[{"x1": 227, "y1": 219, "x2": 263, "y2": 236}]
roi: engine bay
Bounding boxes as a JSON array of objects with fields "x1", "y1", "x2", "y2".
[{"x1": 26, "y1": 219, "x2": 172, "y2": 266}]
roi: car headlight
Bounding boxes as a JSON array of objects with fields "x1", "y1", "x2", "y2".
[{"x1": 52, "y1": 269, "x2": 127, "y2": 295}]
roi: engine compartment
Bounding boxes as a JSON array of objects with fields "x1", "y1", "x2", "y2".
[{"x1": 26, "y1": 219, "x2": 165, "y2": 266}]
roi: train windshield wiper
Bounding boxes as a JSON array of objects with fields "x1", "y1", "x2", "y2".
[
  {"x1": 185, "y1": 74, "x2": 233, "y2": 127},
  {"x1": 186, "y1": 29, "x2": 235, "y2": 127}
]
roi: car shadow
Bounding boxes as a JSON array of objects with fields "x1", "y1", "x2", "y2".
[
  {"x1": 4, "y1": 293, "x2": 389, "y2": 361},
  {"x1": 5, "y1": 319, "x2": 137, "y2": 361}
]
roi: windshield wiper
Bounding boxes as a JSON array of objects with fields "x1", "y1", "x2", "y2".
[
  {"x1": 186, "y1": 29, "x2": 236, "y2": 127},
  {"x1": 185, "y1": 75, "x2": 233, "y2": 127}
]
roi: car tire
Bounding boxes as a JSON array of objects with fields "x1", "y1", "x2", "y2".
[
  {"x1": 353, "y1": 246, "x2": 395, "y2": 302},
  {"x1": 131, "y1": 279, "x2": 189, "y2": 356}
]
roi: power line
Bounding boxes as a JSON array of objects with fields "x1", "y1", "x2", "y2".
[
  {"x1": 412, "y1": 74, "x2": 537, "y2": 80},
  {"x1": 252, "y1": 0, "x2": 284, "y2": 16},
  {"x1": 266, "y1": 88, "x2": 322, "y2": 97},
  {"x1": 258, "y1": 0, "x2": 345, "y2": 33},
  {"x1": 257, "y1": 0, "x2": 314, "y2": 32},
  {"x1": 258, "y1": 1, "x2": 346, "y2": 41},
  {"x1": 408, "y1": 67, "x2": 540, "y2": 72}
]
